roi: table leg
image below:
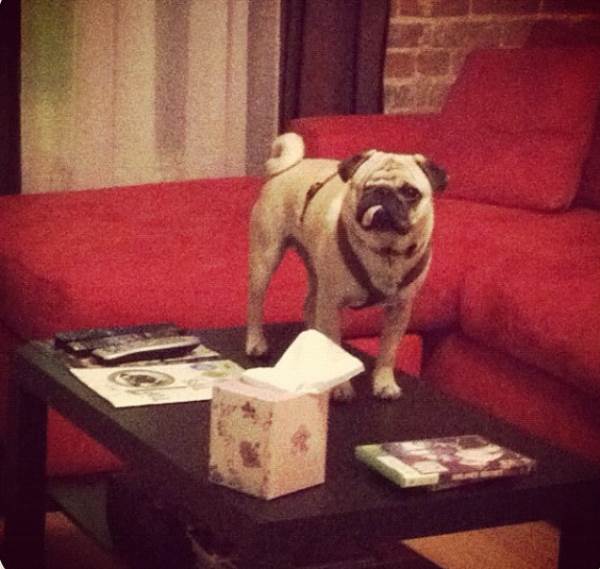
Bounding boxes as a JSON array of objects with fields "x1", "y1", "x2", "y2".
[
  {"x1": 3, "y1": 379, "x2": 48, "y2": 569},
  {"x1": 558, "y1": 517, "x2": 600, "y2": 569}
]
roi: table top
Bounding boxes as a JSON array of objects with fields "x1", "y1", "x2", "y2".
[{"x1": 16, "y1": 322, "x2": 600, "y2": 550}]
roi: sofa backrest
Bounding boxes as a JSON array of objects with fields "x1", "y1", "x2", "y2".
[
  {"x1": 434, "y1": 47, "x2": 600, "y2": 211},
  {"x1": 579, "y1": 105, "x2": 600, "y2": 210},
  {"x1": 526, "y1": 22, "x2": 600, "y2": 211}
]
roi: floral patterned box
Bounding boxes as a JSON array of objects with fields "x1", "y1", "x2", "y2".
[{"x1": 209, "y1": 379, "x2": 330, "y2": 500}]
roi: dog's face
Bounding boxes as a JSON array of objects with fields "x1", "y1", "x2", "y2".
[{"x1": 339, "y1": 151, "x2": 447, "y2": 235}]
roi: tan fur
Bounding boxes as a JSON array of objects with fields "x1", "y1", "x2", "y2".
[{"x1": 246, "y1": 134, "x2": 443, "y2": 401}]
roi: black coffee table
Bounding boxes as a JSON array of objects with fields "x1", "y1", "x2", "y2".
[{"x1": 3, "y1": 323, "x2": 600, "y2": 568}]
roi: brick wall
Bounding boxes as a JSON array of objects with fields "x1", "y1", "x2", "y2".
[{"x1": 384, "y1": 0, "x2": 600, "y2": 114}]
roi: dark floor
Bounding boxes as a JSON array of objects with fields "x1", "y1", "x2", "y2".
[{"x1": 0, "y1": 513, "x2": 128, "y2": 569}]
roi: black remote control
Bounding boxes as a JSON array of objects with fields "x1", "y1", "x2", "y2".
[
  {"x1": 54, "y1": 323, "x2": 182, "y2": 353},
  {"x1": 92, "y1": 335, "x2": 202, "y2": 364}
]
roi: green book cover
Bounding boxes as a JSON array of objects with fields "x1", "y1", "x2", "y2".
[{"x1": 356, "y1": 435, "x2": 536, "y2": 490}]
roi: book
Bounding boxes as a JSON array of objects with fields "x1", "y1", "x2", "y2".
[{"x1": 355, "y1": 435, "x2": 536, "y2": 490}]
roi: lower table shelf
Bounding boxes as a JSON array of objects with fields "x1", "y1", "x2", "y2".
[
  {"x1": 47, "y1": 473, "x2": 440, "y2": 568},
  {"x1": 47, "y1": 474, "x2": 115, "y2": 551}
]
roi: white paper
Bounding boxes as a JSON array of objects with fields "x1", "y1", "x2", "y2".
[
  {"x1": 70, "y1": 360, "x2": 244, "y2": 407},
  {"x1": 242, "y1": 330, "x2": 365, "y2": 393}
]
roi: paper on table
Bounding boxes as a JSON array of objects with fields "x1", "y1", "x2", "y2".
[
  {"x1": 70, "y1": 360, "x2": 244, "y2": 407},
  {"x1": 242, "y1": 329, "x2": 365, "y2": 394}
]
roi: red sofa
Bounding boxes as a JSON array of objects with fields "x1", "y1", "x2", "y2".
[
  {"x1": 292, "y1": 46, "x2": 600, "y2": 463},
  {"x1": 0, "y1": 46, "x2": 598, "y2": 479}
]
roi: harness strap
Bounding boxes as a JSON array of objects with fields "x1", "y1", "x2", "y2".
[
  {"x1": 337, "y1": 218, "x2": 387, "y2": 307},
  {"x1": 300, "y1": 171, "x2": 339, "y2": 223},
  {"x1": 397, "y1": 242, "x2": 431, "y2": 289},
  {"x1": 337, "y1": 218, "x2": 431, "y2": 308}
]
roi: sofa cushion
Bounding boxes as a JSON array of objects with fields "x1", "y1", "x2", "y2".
[
  {"x1": 0, "y1": 179, "x2": 306, "y2": 339},
  {"x1": 411, "y1": 198, "x2": 600, "y2": 397},
  {"x1": 454, "y1": 206, "x2": 600, "y2": 396},
  {"x1": 423, "y1": 333, "x2": 600, "y2": 463},
  {"x1": 579, "y1": 104, "x2": 600, "y2": 209},
  {"x1": 524, "y1": 24, "x2": 600, "y2": 211},
  {"x1": 289, "y1": 114, "x2": 439, "y2": 160},
  {"x1": 436, "y1": 47, "x2": 600, "y2": 211},
  {"x1": 461, "y1": 251, "x2": 600, "y2": 398},
  {"x1": 0, "y1": 177, "x2": 392, "y2": 342}
]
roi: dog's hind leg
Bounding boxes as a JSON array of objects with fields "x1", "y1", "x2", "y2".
[
  {"x1": 246, "y1": 212, "x2": 285, "y2": 358},
  {"x1": 312, "y1": 291, "x2": 341, "y2": 344},
  {"x1": 302, "y1": 265, "x2": 318, "y2": 328}
]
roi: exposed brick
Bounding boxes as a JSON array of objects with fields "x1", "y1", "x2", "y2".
[
  {"x1": 393, "y1": 0, "x2": 464, "y2": 18},
  {"x1": 472, "y1": 0, "x2": 541, "y2": 14},
  {"x1": 384, "y1": 0, "x2": 600, "y2": 115},
  {"x1": 501, "y1": 18, "x2": 534, "y2": 47},
  {"x1": 391, "y1": 0, "x2": 425, "y2": 17},
  {"x1": 429, "y1": 21, "x2": 504, "y2": 49},
  {"x1": 417, "y1": 49, "x2": 451, "y2": 75},
  {"x1": 384, "y1": 82, "x2": 416, "y2": 112},
  {"x1": 542, "y1": 0, "x2": 600, "y2": 13},
  {"x1": 385, "y1": 51, "x2": 417, "y2": 78},
  {"x1": 430, "y1": 0, "x2": 470, "y2": 17},
  {"x1": 449, "y1": 49, "x2": 469, "y2": 74},
  {"x1": 568, "y1": 17, "x2": 600, "y2": 39},
  {"x1": 528, "y1": 16, "x2": 600, "y2": 45},
  {"x1": 387, "y1": 22, "x2": 426, "y2": 48},
  {"x1": 416, "y1": 78, "x2": 452, "y2": 111}
]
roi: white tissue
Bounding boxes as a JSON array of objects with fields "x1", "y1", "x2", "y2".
[{"x1": 242, "y1": 330, "x2": 365, "y2": 394}]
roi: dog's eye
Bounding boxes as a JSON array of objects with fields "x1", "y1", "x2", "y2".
[{"x1": 400, "y1": 184, "x2": 421, "y2": 202}]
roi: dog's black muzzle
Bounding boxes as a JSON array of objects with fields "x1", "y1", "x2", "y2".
[{"x1": 356, "y1": 187, "x2": 412, "y2": 234}]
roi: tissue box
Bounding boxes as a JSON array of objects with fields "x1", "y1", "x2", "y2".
[{"x1": 209, "y1": 380, "x2": 329, "y2": 500}]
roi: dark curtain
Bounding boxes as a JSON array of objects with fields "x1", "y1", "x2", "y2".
[
  {"x1": 280, "y1": 0, "x2": 390, "y2": 127},
  {"x1": 0, "y1": 0, "x2": 21, "y2": 195}
]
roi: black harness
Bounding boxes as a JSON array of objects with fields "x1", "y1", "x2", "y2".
[
  {"x1": 299, "y1": 171, "x2": 431, "y2": 309},
  {"x1": 337, "y1": 218, "x2": 431, "y2": 308}
]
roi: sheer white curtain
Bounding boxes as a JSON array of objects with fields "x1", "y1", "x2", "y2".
[{"x1": 21, "y1": 0, "x2": 279, "y2": 194}]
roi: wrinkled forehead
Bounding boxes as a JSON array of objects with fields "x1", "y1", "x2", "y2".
[{"x1": 355, "y1": 153, "x2": 430, "y2": 191}]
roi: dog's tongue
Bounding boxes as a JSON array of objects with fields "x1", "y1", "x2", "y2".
[
  {"x1": 361, "y1": 205, "x2": 385, "y2": 228},
  {"x1": 357, "y1": 189, "x2": 411, "y2": 234},
  {"x1": 361, "y1": 204, "x2": 409, "y2": 233}
]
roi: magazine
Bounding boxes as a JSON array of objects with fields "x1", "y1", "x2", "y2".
[
  {"x1": 356, "y1": 435, "x2": 536, "y2": 490},
  {"x1": 36, "y1": 324, "x2": 244, "y2": 407},
  {"x1": 69, "y1": 359, "x2": 244, "y2": 408}
]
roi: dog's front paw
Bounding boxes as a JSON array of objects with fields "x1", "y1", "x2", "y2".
[
  {"x1": 373, "y1": 382, "x2": 402, "y2": 400},
  {"x1": 373, "y1": 370, "x2": 402, "y2": 400},
  {"x1": 245, "y1": 331, "x2": 269, "y2": 358},
  {"x1": 331, "y1": 381, "x2": 356, "y2": 402}
]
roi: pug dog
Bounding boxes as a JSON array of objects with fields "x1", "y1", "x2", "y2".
[{"x1": 246, "y1": 133, "x2": 446, "y2": 400}]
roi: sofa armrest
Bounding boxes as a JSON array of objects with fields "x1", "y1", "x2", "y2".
[{"x1": 288, "y1": 113, "x2": 440, "y2": 159}]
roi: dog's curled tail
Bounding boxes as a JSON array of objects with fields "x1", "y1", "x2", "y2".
[{"x1": 265, "y1": 133, "x2": 305, "y2": 177}]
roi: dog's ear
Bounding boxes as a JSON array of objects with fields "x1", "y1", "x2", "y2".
[
  {"x1": 415, "y1": 155, "x2": 448, "y2": 192},
  {"x1": 338, "y1": 151, "x2": 373, "y2": 182}
]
